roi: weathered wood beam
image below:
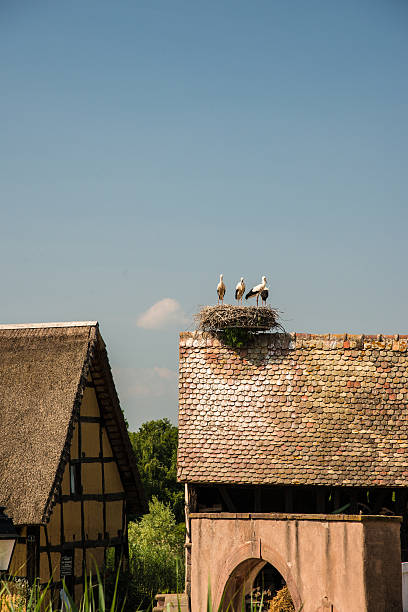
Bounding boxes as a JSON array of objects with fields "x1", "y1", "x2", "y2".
[
  {"x1": 60, "y1": 492, "x2": 125, "y2": 503},
  {"x1": 284, "y1": 488, "x2": 294, "y2": 512},
  {"x1": 316, "y1": 488, "x2": 326, "y2": 513},
  {"x1": 39, "y1": 535, "x2": 123, "y2": 553},
  {"x1": 254, "y1": 488, "x2": 261, "y2": 512},
  {"x1": 218, "y1": 486, "x2": 236, "y2": 512},
  {"x1": 79, "y1": 416, "x2": 102, "y2": 423},
  {"x1": 70, "y1": 457, "x2": 116, "y2": 464}
]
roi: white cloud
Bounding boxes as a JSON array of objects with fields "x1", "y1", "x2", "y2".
[
  {"x1": 137, "y1": 298, "x2": 189, "y2": 330},
  {"x1": 153, "y1": 366, "x2": 177, "y2": 381},
  {"x1": 113, "y1": 366, "x2": 178, "y2": 399}
]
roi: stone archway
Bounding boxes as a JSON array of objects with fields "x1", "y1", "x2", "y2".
[
  {"x1": 189, "y1": 513, "x2": 402, "y2": 612},
  {"x1": 219, "y1": 558, "x2": 292, "y2": 611},
  {"x1": 219, "y1": 558, "x2": 266, "y2": 611},
  {"x1": 213, "y1": 540, "x2": 302, "y2": 612}
]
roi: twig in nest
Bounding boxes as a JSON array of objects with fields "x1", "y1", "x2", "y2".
[{"x1": 194, "y1": 304, "x2": 281, "y2": 332}]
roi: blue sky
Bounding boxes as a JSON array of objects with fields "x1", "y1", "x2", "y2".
[{"x1": 1, "y1": 1, "x2": 407, "y2": 429}]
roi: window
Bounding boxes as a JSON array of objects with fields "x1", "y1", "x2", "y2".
[{"x1": 70, "y1": 463, "x2": 82, "y2": 495}]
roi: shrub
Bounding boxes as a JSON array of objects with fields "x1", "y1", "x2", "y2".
[
  {"x1": 127, "y1": 497, "x2": 185, "y2": 606},
  {"x1": 0, "y1": 568, "x2": 126, "y2": 611},
  {"x1": 268, "y1": 585, "x2": 295, "y2": 612}
]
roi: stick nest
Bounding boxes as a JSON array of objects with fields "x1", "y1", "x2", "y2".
[{"x1": 194, "y1": 305, "x2": 281, "y2": 332}]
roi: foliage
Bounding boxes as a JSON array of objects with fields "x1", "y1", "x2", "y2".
[
  {"x1": 204, "y1": 584, "x2": 299, "y2": 612},
  {"x1": 124, "y1": 419, "x2": 186, "y2": 608},
  {"x1": 0, "y1": 579, "x2": 28, "y2": 612},
  {"x1": 268, "y1": 586, "x2": 295, "y2": 612},
  {"x1": 0, "y1": 591, "x2": 26, "y2": 612},
  {"x1": 103, "y1": 563, "x2": 140, "y2": 612},
  {"x1": 129, "y1": 419, "x2": 184, "y2": 522},
  {"x1": 0, "y1": 572, "x2": 300, "y2": 612},
  {"x1": 0, "y1": 563, "x2": 126, "y2": 612},
  {"x1": 126, "y1": 497, "x2": 185, "y2": 607},
  {"x1": 222, "y1": 327, "x2": 250, "y2": 348}
]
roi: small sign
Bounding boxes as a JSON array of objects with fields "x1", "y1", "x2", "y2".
[{"x1": 60, "y1": 552, "x2": 73, "y2": 577}]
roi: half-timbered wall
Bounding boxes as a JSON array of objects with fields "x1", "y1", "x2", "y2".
[
  {"x1": 9, "y1": 376, "x2": 127, "y2": 600},
  {"x1": 8, "y1": 527, "x2": 27, "y2": 577}
]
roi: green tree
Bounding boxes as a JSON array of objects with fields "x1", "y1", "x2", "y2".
[
  {"x1": 129, "y1": 418, "x2": 184, "y2": 522},
  {"x1": 128, "y1": 497, "x2": 185, "y2": 604}
]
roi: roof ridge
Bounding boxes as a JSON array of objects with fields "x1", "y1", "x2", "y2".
[
  {"x1": 0, "y1": 321, "x2": 98, "y2": 330},
  {"x1": 180, "y1": 331, "x2": 408, "y2": 339},
  {"x1": 41, "y1": 326, "x2": 99, "y2": 523}
]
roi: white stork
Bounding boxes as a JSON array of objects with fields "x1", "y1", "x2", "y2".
[
  {"x1": 217, "y1": 274, "x2": 226, "y2": 304},
  {"x1": 235, "y1": 277, "x2": 245, "y2": 304},
  {"x1": 245, "y1": 276, "x2": 267, "y2": 306},
  {"x1": 260, "y1": 288, "x2": 269, "y2": 306}
]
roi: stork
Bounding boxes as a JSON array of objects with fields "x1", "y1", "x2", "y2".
[
  {"x1": 235, "y1": 277, "x2": 245, "y2": 304},
  {"x1": 245, "y1": 276, "x2": 267, "y2": 306},
  {"x1": 260, "y1": 288, "x2": 269, "y2": 306},
  {"x1": 217, "y1": 274, "x2": 226, "y2": 304}
]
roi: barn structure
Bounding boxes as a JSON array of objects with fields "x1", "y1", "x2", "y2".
[
  {"x1": 0, "y1": 321, "x2": 145, "y2": 600},
  {"x1": 177, "y1": 330, "x2": 408, "y2": 612}
]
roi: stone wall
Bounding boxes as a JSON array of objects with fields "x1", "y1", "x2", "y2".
[{"x1": 189, "y1": 513, "x2": 402, "y2": 612}]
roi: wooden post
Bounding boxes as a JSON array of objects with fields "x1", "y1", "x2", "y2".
[
  {"x1": 218, "y1": 486, "x2": 236, "y2": 512},
  {"x1": 284, "y1": 488, "x2": 293, "y2": 513},
  {"x1": 316, "y1": 488, "x2": 326, "y2": 513},
  {"x1": 185, "y1": 484, "x2": 192, "y2": 608},
  {"x1": 254, "y1": 488, "x2": 261, "y2": 512},
  {"x1": 78, "y1": 413, "x2": 86, "y2": 578},
  {"x1": 27, "y1": 526, "x2": 40, "y2": 586}
]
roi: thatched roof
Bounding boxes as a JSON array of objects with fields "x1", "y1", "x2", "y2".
[{"x1": 0, "y1": 322, "x2": 146, "y2": 525}]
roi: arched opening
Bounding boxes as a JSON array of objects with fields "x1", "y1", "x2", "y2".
[{"x1": 220, "y1": 559, "x2": 295, "y2": 611}]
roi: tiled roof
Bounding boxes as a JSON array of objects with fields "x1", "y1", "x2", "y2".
[{"x1": 177, "y1": 332, "x2": 408, "y2": 487}]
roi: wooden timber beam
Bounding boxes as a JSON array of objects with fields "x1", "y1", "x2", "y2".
[{"x1": 218, "y1": 486, "x2": 236, "y2": 512}]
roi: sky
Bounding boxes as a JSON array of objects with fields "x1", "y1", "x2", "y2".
[{"x1": 1, "y1": 1, "x2": 407, "y2": 430}]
